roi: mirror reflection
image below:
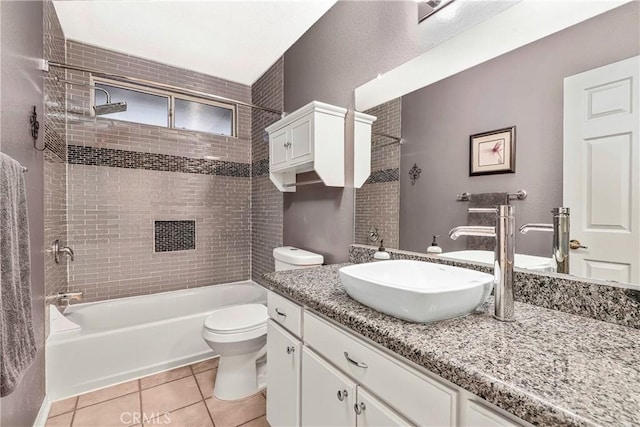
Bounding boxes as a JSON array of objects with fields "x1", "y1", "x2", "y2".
[{"x1": 354, "y1": 2, "x2": 639, "y2": 287}]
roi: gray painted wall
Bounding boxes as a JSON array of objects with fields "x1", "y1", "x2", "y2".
[
  {"x1": 400, "y1": 2, "x2": 640, "y2": 256},
  {"x1": 283, "y1": 0, "x2": 422, "y2": 263},
  {"x1": 0, "y1": 1, "x2": 46, "y2": 425}
]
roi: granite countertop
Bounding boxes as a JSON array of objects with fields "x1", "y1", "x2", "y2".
[{"x1": 262, "y1": 264, "x2": 640, "y2": 427}]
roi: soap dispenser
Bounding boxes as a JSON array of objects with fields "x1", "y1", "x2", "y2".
[
  {"x1": 427, "y1": 235, "x2": 443, "y2": 254},
  {"x1": 374, "y1": 240, "x2": 391, "y2": 261}
]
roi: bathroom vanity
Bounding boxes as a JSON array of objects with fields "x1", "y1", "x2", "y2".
[{"x1": 262, "y1": 263, "x2": 640, "y2": 427}]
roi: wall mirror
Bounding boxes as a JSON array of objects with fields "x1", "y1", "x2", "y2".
[{"x1": 354, "y1": 1, "x2": 639, "y2": 289}]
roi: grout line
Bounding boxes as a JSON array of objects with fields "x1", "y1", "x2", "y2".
[
  {"x1": 193, "y1": 371, "x2": 217, "y2": 427},
  {"x1": 73, "y1": 390, "x2": 140, "y2": 412},
  {"x1": 69, "y1": 396, "x2": 79, "y2": 426},
  {"x1": 138, "y1": 379, "x2": 143, "y2": 422},
  {"x1": 237, "y1": 413, "x2": 267, "y2": 427}
]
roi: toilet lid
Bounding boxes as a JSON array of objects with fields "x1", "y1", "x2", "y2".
[{"x1": 204, "y1": 304, "x2": 268, "y2": 334}]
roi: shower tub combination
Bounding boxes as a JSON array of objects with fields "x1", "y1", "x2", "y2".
[{"x1": 46, "y1": 281, "x2": 266, "y2": 401}]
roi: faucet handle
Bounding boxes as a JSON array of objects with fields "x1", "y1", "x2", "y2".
[{"x1": 468, "y1": 208, "x2": 498, "y2": 214}]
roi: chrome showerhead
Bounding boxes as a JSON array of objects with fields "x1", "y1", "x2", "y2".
[
  {"x1": 93, "y1": 86, "x2": 127, "y2": 115},
  {"x1": 94, "y1": 101, "x2": 127, "y2": 115}
]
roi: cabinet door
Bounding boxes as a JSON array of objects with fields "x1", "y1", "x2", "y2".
[
  {"x1": 266, "y1": 320, "x2": 301, "y2": 427},
  {"x1": 355, "y1": 387, "x2": 412, "y2": 427},
  {"x1": 302, "y1": 348, "x2": 356, "y2": 427},
  {"x1": 270, "y1": 127, "x2": 289, "y2": 170},
  {"x1": 289, "y1": 116, "x2": 313, "y2": 165}
]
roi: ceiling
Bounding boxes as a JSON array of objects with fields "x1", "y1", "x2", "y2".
[{"x1": 53, "y1": 0, "x2": 337, "y2": 86}]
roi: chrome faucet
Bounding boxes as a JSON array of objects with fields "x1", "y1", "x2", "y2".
[
  {"x1": 53, "y1": 239, "x2": 74, "y2": 264},
  {"x1": 449, "y1": 205, "x2": 515, "y2": 322},
  {"x1": 46, "y1": 291, "x2": 83, "y2": 310},
  {"x1": 519, "y1": 207, "x2": 570, "y2": 274}
]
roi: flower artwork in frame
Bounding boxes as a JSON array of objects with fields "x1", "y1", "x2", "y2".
[{"x1": 469, "y1": 126, "x2": 516, "y2": 176}]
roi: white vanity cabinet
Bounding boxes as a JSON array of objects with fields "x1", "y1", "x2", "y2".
[
  {"x1": 266, "y1": 290, "x2": 529, "y2": 427},
  {"x1": 265, "y1": 101, "x2": 347, "y2": 192},
  {"x1": 302, "y1": 347, "x2": 410, "y2": 427},
  {"x1": 266, "y1": 291, "x2": 304, "y2": 427}
]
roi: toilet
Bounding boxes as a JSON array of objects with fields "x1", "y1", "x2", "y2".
[{"x1": 201, "y1": 246, "x2": 323, "y2": 401}]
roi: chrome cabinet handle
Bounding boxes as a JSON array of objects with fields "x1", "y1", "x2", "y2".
[
  {"x1": 354, "y1": 402, "x2": 366, "y2": 415},
  {"x1": 286, "y1": 346, "x2": 295, "y2": 354},
  {"x1": 344, "y1": 352, "x2": 368, "y2": 369},
  {"x1": 337, "y1": 390, "x2": 348, "y2": 401},
  {"x1": 275, "y1": 308, "x2": 287, "y2": 318}
]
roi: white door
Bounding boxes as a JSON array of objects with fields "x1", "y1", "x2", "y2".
[
  {"x1": 355, "y1": 387, "x2": 412, "y2": 427},
  {"x1": 301, "y1": 347, "x2": 357, "y2": 427},
  {"x1": 563, "y1": 55, "x2": 640, "y2": 285},
  {"x1": 266, "y1": 320, "x2": 301, "y2": 427},
  {"x1": 289, "y1": 116, "x2": 313, "y2": 165}
]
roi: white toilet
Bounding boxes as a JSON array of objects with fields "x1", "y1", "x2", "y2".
[{"x1": 201, "y1": 246, "x2": 323, "y2": 401}]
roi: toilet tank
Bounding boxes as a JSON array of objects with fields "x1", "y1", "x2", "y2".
[{"x1": 273, "y1": 246, "x2": 324, "y2": 271}]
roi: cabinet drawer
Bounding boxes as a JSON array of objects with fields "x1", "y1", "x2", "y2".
[
  {"x1": 268, "y1": 291, "x2": 303, "y2": 337},
  {"x1": 465, "y1": 401, "x2": 523, "y2": 427},
  {"x1": 304, "y1": 312, "x2": 457, "y2": 426}
]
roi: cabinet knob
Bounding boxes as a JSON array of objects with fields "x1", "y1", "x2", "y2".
[
  {"x1": 283, "y1": 142, "x2": 292, "y2": 148},
  {"x1": 286, "y1": 346, "x2": 295, "y2": 354},
  {"x1": 337, "y1": 390, "x2": 348, "y2": 401},
  {"x1": 354, "y1": 402, "x2": 366, "y2": 415}
]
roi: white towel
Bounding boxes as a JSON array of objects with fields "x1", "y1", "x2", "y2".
[{"x1": 0, "y1": 152, "x2": 36, "y2": 397}]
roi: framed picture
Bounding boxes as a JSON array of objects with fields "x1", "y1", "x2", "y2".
[{"x1": 469, "y1": 126, "x2": 516, "y2": 176}]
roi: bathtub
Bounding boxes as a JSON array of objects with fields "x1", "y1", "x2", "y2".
[{"x1": 46, "y1": 281, "x2": 266, "y2": 400}]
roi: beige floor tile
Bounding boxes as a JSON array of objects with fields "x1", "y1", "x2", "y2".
[
  {"x1": 144, "y1": 402, "x2": 213, "y2": 427},
  {"x1": 140, "y1": 366, "x2": 193, "y2": 390},
  {"x1": 49, "y1": 396, "x2": 78, "y2": 417},
  {"x1": 205, "y1": 394, "x2": 266, "y2": 427},
  {"x1": 238, "y1": 416, "x2": 270, "y2": 427},
  {"x1": 73, "y1": 393, "x2": 140, "y2": 427},
  {"x1": 141, "y1": 376, "x2": 202, "y2": 416},
  {"x1": 191, "y1": 358, "x2": 219, "y2": 374},
  {"x1": 77, "y1": 380, "x2": 140, "y2": 408},
  {"x1": 46, "y1": 412, "x2": 74, "y2": 427},
  {"x1": 194, "y1": 369, "x2": 217, "y2": 399}
]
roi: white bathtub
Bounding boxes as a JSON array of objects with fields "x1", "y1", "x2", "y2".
[{"x1": 46, "y1": 281, "x2": 266, "y2": 400}]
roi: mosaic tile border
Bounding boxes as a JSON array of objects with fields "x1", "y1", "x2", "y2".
[
  {"x1": 364, "y1": 168, "x2": 399, "y2": 185},
  {"x1": 252, "y1": 158, "x2": 269, "y2": 177},
  {"x1": 349, "y1": 244, "x2": 640, "y2": 329},
  {"x1": 67, "y1": 145, "x2": 250, "y2": 177}
]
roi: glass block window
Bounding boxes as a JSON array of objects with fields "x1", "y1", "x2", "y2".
[
  {"x1": 154, "y1": 221, "x2": 196, "y2": 252},
  {"x1": 92, "y1": 77, "x2": 235, "y2": 137}
]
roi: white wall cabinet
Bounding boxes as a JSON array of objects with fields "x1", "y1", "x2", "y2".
[
  {"x1": 266, "y1": 291, "x2": 530, "y2": 427},
  {"x1": 266, "y1": 101, "x2": 347, "y2": 192}
]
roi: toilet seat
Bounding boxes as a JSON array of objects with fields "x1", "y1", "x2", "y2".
[{"x1": 203, "y1": 304, "x2": 268, "y2": 343}]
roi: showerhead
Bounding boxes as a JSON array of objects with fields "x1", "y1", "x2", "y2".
[
  {"x1": 94, "y1": 101, "x2": 127, "y2": 115},
  {"x1": 93, "y1": 86, "x2": 127, "y2": 115}
]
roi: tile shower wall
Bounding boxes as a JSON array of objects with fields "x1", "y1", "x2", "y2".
[
  {"x1": 64, "y1": 41, "x2": 252, "y2": 301},
  {"x1": 354, "y1": 99, "x2": 401, "y2": 248},
  {"x1": 251, "y1": 58, "x2": 284, "y2": 284},
  {"x1": 43, "y1": 0, "x2": 68, "y2": 299}
]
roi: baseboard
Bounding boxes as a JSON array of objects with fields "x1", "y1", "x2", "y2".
[{"x1": 32, "y1": 394, "x2": 51, "y2": 427}]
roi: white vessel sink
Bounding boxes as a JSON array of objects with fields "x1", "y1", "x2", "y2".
[
  {"x1": 339, "y1": 260, "x2": 494, "y2": 323},
  {"x1": 441, "y1": 250, "x2": 555, "y2": 272}
]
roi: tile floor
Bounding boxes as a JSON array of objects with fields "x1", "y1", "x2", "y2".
[{"x1": 46, "y1": 358, "x2": 270, "y2": 427}]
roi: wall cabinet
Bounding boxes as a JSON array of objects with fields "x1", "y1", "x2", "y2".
[
  {"x1": 266, "y1": 291, "x2": 530, "y2": 427},
  {"x1": 266, "y1": 101, "x2": 347, "y2": 192}
]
